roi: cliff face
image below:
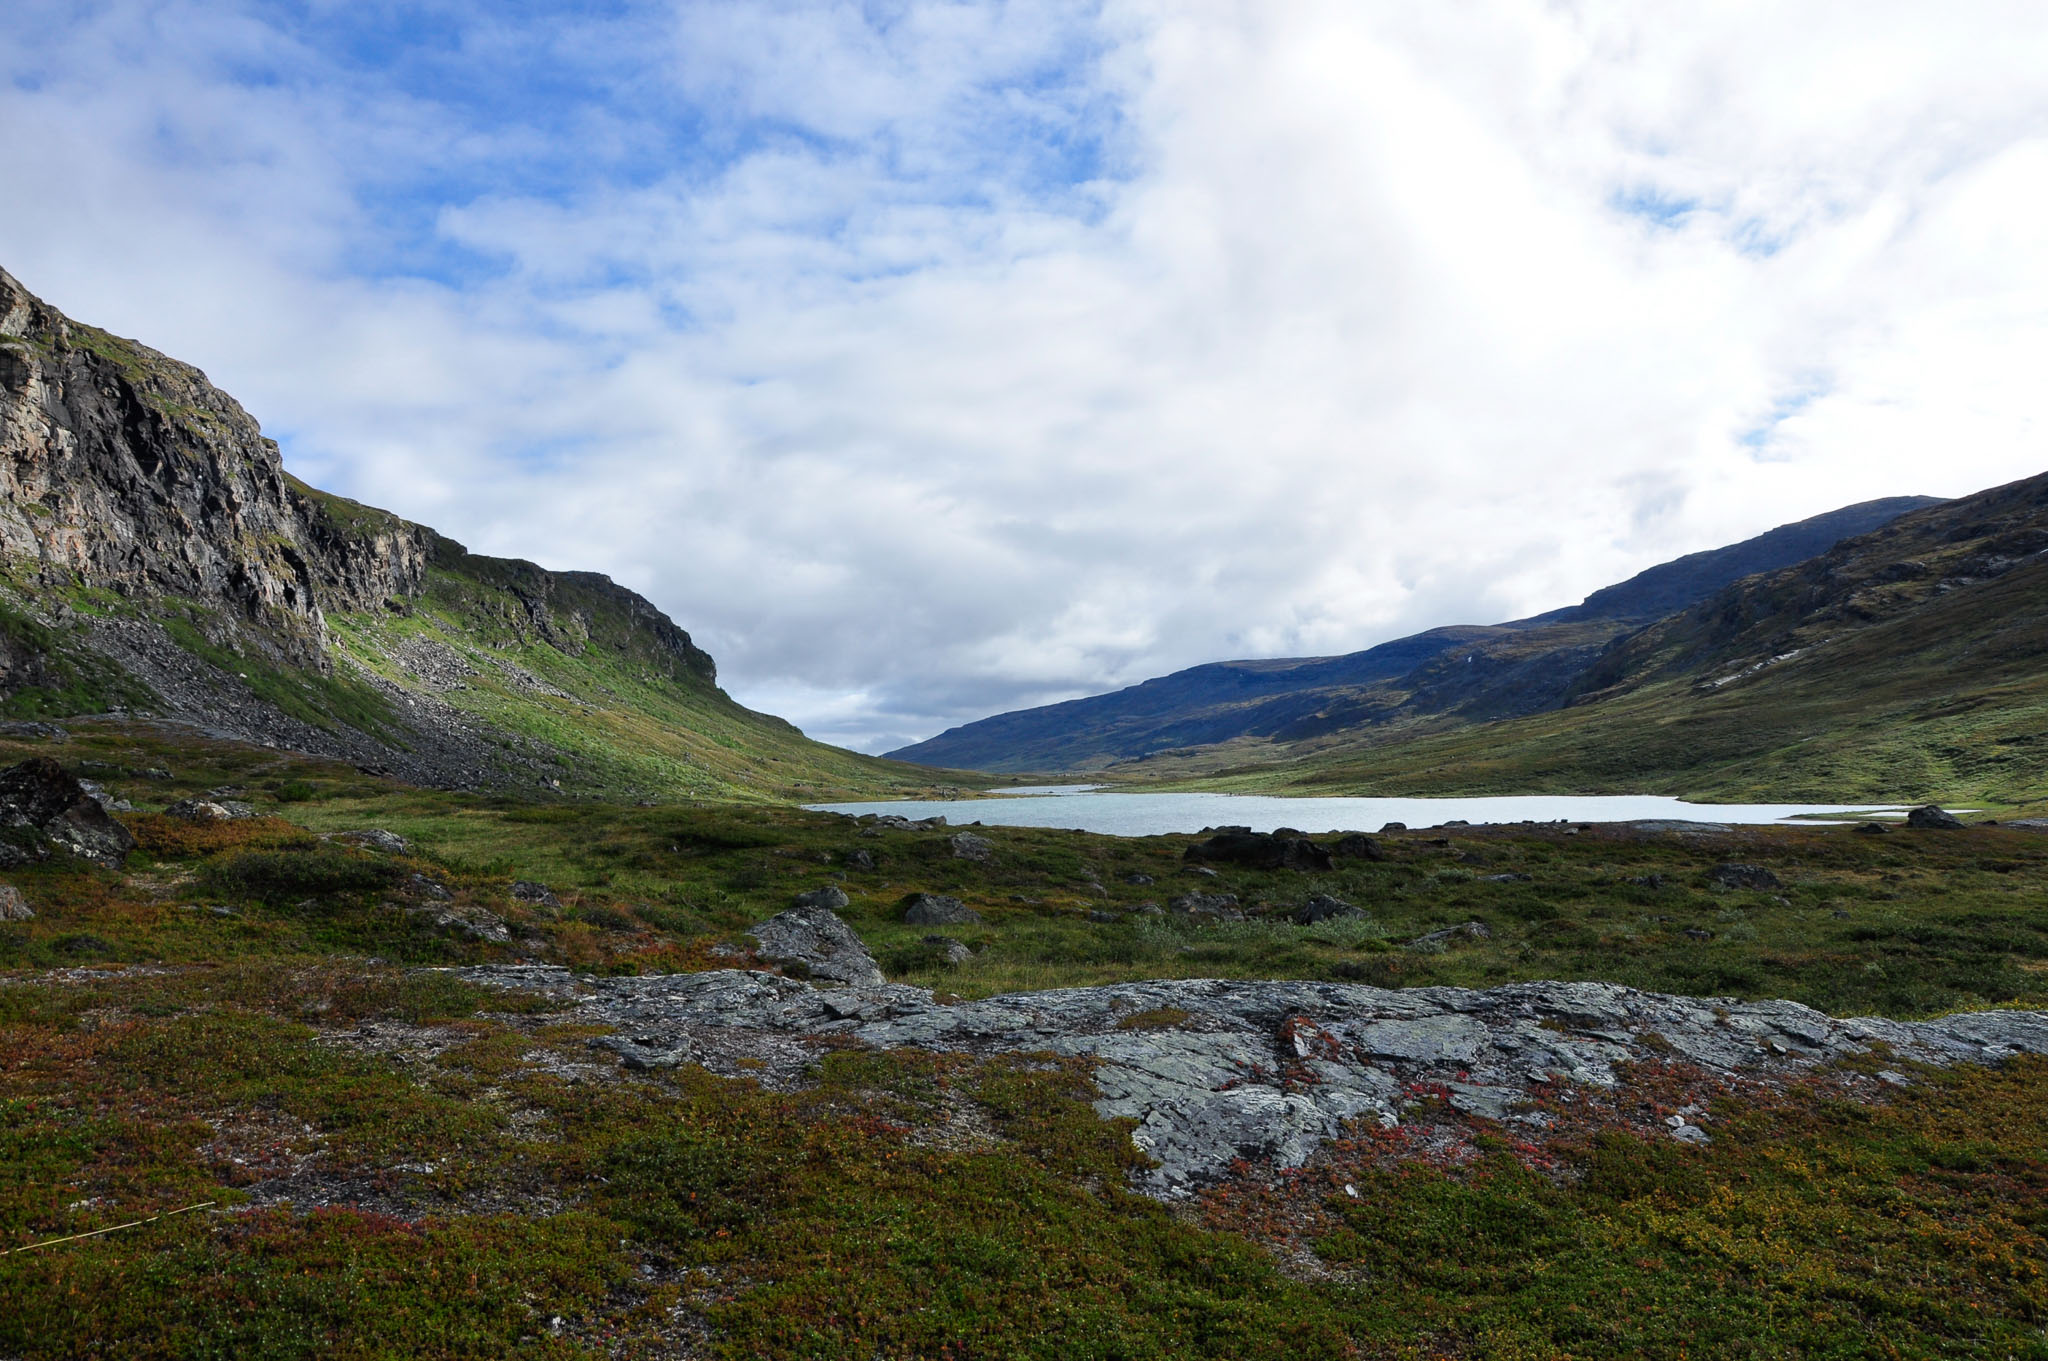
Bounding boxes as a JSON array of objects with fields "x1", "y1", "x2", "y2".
[
  {"x1": 0, "y1": 266, "x2": 807, "y2": 796},
  {"x1": 0, "y1": 268, "x2": 341, "y2": 658}
]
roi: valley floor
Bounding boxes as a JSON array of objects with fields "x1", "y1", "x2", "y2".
[{"x1": 6, "y1": 719, "x2": 2048, "y2": 1357}]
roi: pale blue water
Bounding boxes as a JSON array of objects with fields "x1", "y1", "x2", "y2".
[{"x1": 805, "y1": 790, "x2": 1906, "y2": 838}]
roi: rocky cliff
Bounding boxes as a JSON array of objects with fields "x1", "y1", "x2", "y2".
[{"x1": 0, "y1": 267, "x2": 909, "y2": 799}]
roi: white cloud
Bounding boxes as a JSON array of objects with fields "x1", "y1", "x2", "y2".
[{"x1": 3, "y1": 0, "x2": 2047, "y2": 753}]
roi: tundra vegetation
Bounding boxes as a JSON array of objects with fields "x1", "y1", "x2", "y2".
[{"x1": 5, "y1": 720, "x2": 2048, "y2": 1358}]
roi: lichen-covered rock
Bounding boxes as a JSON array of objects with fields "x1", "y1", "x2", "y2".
[
  {"x1": 748, "y1": 905, "x2": 886, "y2": 987},
  {"x1": 0, "y1": 757, "x2": 135, "y2": 867},
  {"x1": 903, "y1": 893, "x2": 981, "y2": 926},
  {"x1": 1294, "y1": 894, "x2": 1364, "y2": 925},
  {"x1": 510, "y1": 880, "x2": 561, "y2": 908},
  {"x1": 948, "y1": 831, "x2": 994, "y2": 863},
  {"x1": 333, "y1": 829, "x2": 409, "y2": 854},
  {"x1": 1706, "y1": 863, "x2": 1782, "y2": 891},
  {"x1": 452, "y1": 965, "x2": 2048, "y2": 1201},
  {"x1": 164, "y1": 798, "x2": 255, "y2": 822},
  {"x1": 793, "y1": 885, "x2": 849, "y2": 912},
  {"x1": 0, "y1": 883, "x2": 32, "y2": 920}
]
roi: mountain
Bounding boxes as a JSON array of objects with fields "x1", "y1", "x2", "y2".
[
  {"x1": 0, "y1": 267, "x2": 942, "y2": 801},
  {"x1": 889, "y1": 496, "x2": 1941, "y2": 773},
  {"x1": 1163, "y1": 470, "x2": 2048, "y2": 803}
]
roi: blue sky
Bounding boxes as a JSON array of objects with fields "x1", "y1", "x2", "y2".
[{"x1": 5, "y1": 2, "x2": 2048, "y2": 752}]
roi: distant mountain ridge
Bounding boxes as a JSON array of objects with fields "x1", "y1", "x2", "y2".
[{"x1": 889, "y1": 496, "x2": 1942, "y2": 773}]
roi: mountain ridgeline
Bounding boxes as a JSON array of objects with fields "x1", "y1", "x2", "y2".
[
  {"x1": 0, "y1": 266, "x2": 935, "y2": 801},
  {"x1": 889, "y1": 496, "x2": 1943, "y2": 774}
]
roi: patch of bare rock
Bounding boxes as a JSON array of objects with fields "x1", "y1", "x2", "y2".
[{"x1": 453, "y1": 906, "x2": 2048, "y2": 1201}]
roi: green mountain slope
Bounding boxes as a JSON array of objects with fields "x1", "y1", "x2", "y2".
[
  {"x1": 1172, "y1": 471, "x2": 2048, "y2": 803},
  {"x1": 890, "y1": 497, "x2": 1939, "y2": 773},
  {"x1": 0, "y1": 267, "x2": 953, "y2": 802}
]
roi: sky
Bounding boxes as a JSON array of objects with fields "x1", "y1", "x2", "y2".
[{"x1": 4, "y1": 2, "x2": 2047, "y2": 754}]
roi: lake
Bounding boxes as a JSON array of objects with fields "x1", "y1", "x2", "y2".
[{"x1": 804, "y1": 789, "x2": 1906, "y2": 838}]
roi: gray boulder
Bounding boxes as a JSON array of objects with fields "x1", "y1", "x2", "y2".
[
  {"x1": 794, "y1": 885, "x2": 850, "y2": 912},
  {"x1": 1183, "y1": 830, "x2": 1332, "y2": 872},
  {"x1": 1410, "y1": 920, "x2": 1492, "y2": 949},
  {"x1": 0, "y1": 758, "x2": 137, "y2": 868},
  {"x1": 923, "y1": 935, "x2": 974, "y2": 966},
  {"x1": 333, "y1": 829, "x2": 410, "y2": 855},
  {"x1": 1169, "y1": 892, "x2": 1244, "y2": 921},
  {"x1": 0, "y1": 884, "x2": 33, "y2": 921},
  {"x1": 1706, "y1": 863, "x2": 1782, "y2": 891},
  {"x1": 164, "y1": 798, "x2": 256, "y2": 822},
  {"x1": 511, "y1": 880, "x2": 562, "y2": 908},
  {"x1": 748, "y1": 905, "x2": 886, "y2": 987},
  {"x1": 903, "y1": 893, "x2": 983, "y2": 927},
  {"x1": 948, "y1": 831, "x2": 995, "y2": 863},
  {"x1": 1293, "y1": 894, "x2": 1365, "y2": 926},
  {"x1": 1907, "y1": 804, "x2": 1965, "y2": 830}
]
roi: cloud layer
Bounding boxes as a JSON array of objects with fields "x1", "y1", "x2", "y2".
[{"x1": 5, "y1": 1, "x2": 2046, "y2": 751}]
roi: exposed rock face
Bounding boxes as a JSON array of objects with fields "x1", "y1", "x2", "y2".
[
  {"x1": 460, "y1": 966, "x2": 2048, "y2": 1200},
  {"x1": 747, "y1": 905, "x2": 886, "y2": 987},
  {"x1": 0, "y1": 268, "x2": 362, "y2": 661},
  {"x1": 0, "y1": 757, "x2": 136, "y2": 867}
]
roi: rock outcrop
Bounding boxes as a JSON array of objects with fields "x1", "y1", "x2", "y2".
[
  {"x1": 458, "y1": 965, "x2": 2048, "y2": 1201},
  {"x1": 0, "y1": 756, "x2": 136, "y2": 867}
]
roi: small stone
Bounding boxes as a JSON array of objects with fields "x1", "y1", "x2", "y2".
[
  {"x1": 1854, "y1": 822, "x2": 1890, "y2": 836},
  {"x1": 1669, "y1": 1123, "x2": 1711, "y2": 1145},
  {"x1": 1123, "y1": 872, "x2": 1155, "y2": 885},
  {"x1": 843, "y1": 848, "x2": 876, "y2": 870},
  {"x1": 404, "y1": 873, "x2": 452, "y2": 902},
  {"x1": 1409, "y1": 920, "x2": 1491, "y2": 949}
]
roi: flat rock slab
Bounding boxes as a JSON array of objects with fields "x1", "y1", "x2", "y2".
[{"x1": 452, "y1": 966, "x2": 2048, "y2": 1199}]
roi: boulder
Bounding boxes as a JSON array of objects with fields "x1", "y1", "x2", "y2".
[
  {"x1": 1706, "y1": 863, "x2": 1782, "y2": 891},
  {"x1": 1409, "y1": 920, "x2": 1492, "y2": 950},
  {"x1": 948, "y1": 831, "x2": 995, "y2": 863},
  {"x1": 1378, "y1": 822, "x2": 1407, "y2": 833},
  {"x1": 1293, "y1": 894, "x2": 1365, "y2": 926},
  {"x1": 1333, "y1": 834, "x2": 1386, "y2": 861},
  {"x1": 1853, "y1": 822, "x2": 1890, "y2": 836},
  {"x1": 1123, "y1": 872, "x2": 1155, "y2": 885},
  {"x1": 1169, "y1": 892, "x2": 1244, "y2": 921},
  {"x1": 511, "y1": 880, "x2": 562, "y2": 908},
  {"x1": 411, "y1": 905, "x2": 511, "y2": 944},
  {"x1": 748, "y1": 905, "x2": 886, "y2": 987},
  {"x1": 922, "y1": 935, "x2": 974, "y2": 966},
  {"x1": 793, "y1": 885, "x2": 850, "y2": 912},
  {"x1": 1907, "y1": 804, "x2": 1965, "y2": 830},
  {"x1": 333, "y1": 829, "x2": 410, "y2": 854},
  {"x1": 0, "y1": 884, "x2": 33, "y2": 921},
  {"x1": 164, "y1": 798, "x2": 256, "y2": 822},
  {"x1": 903, "y1": 893, "x2": 983, "y2": 927},
  {"x1": 1183, "y1": 830, "x2": 1333, "y2": 873},
  {"x1": 842, "y1": 848, "x2": 876, "y2": 870},
  {"x1": 0, "y1": 758, "x2": 137, "y2": 868}
]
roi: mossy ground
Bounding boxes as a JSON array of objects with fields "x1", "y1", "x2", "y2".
[{"x1": 7, "y1": 721, "x2": 2048, "y2": 1356}]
